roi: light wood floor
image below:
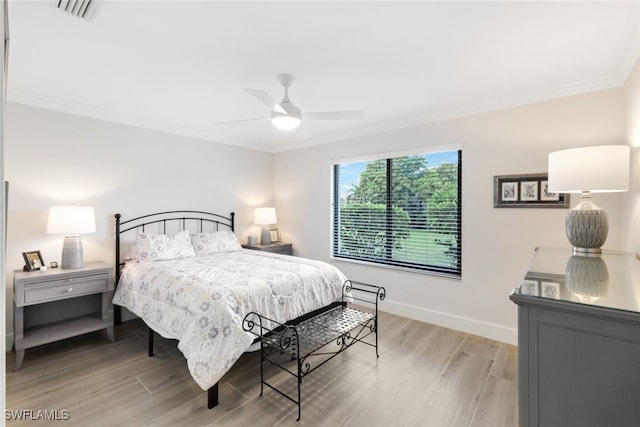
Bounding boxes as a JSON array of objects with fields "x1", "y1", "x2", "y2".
[{"x1": 5, "y1": 312, "x2": 517, "y2": 426}]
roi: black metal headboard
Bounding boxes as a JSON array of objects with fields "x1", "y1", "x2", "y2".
[{"x1": 114, "y1": 210, "x2": 235, "y2": 324}]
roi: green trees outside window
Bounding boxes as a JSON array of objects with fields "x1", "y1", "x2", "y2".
[{"x1": 332, "y1": 150, "x2": 461, "y2": 276}]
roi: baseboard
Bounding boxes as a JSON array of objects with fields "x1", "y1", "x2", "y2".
[
  {"x1": 5, "y1": 303, "x2": 518, "y2": 350},
  {"x1": 382, "y1": 299, "x2": 518, "y2": 345}
]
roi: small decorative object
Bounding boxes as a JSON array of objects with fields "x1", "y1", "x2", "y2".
[
  {"x1": 47, "y1": 205, "x2": 96, "y2": 269},
  {"x1": 22, "y1": 250, "x2": 45, "y2": 272},
  {"x1": 541, "y1": 281, "x2": 561, "y2": 299},
  {"x1": 50, "y1": 261, "x2": 58, "y2": 268},
  {"x1": 521, "y1": 273, "x2": 567, "y2": 300},
  {"x1": 270, "y1": 229, "x2": 279, "y2": 243},
  {"x1": 548, "y1": 145, "x2": 630, "y2": 253},
  {"x1": 520, "y1": 279, "x2": 539, "y2": 296},
  {"x1": 254, "y1": 207, "x2": 277, "y2": 245},
  {"x1": 247, "y1": 234, "x2": 258, "y2": 246},
  {"x1": 494, "y1": 173, "x2": 570, "y2": 208}
]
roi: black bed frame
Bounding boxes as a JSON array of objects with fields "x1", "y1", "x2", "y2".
[
  {"x1": 114, "y1": 210, "x2": 235, "y2": 409},
  {"x1": 113, "y1": 210, "x2": 352, "y2": 412}
]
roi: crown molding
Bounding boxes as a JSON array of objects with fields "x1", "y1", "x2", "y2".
[
  {"x1": 274, "y1": 74, "x2": 625, "y2": 153},
  {"x1": 612, "y1": 1, "x2": 640, "y2": 85},
  {"x1": 7, "y1": 89, "x2": 275, "y2": 153},
  {"x1": 7, "y1": 69, "x2": 631, "y2": 155}
]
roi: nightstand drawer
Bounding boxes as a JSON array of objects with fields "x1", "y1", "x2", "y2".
[
  {"x1": 267, "y1": 245, "x2": 293, "y2": 255},
  {"x1": 23, "y1": 274, "x2": 110, "y2": 305},
  {"x1": 242, "y1": 243, "x2": 293, "y2": 255}
]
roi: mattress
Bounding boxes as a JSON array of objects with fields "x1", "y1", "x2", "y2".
[{"x1": 112, "y1": 249, "x2": 347, "y2": 390}]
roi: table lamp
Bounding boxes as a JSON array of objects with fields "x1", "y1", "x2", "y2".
[
  {"x1": 47, "y1": 205, "x2": 96, "y2": 269},
  {"x1": 548, "y1": 145, "x2": 629, "y2": 253},
  {"x1": 254, "y1": 207, "x2": 277, "y2": 245}
]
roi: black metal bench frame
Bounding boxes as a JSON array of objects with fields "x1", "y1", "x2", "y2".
[{"x1": 242, "y1": 280, "x2": 386, "y2": 421}]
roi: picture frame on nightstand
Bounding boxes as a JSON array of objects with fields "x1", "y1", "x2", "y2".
[
  {"x1": 22, "y1": 250, "x2": 44, "y2": 271},
  {"x1": 270, "y1": 229, "x2": 279, "y2": 243}
]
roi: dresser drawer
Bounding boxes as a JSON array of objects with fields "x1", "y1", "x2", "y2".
[{"x1": 23, "y1": 274, "x2": 110, "y2": 305}]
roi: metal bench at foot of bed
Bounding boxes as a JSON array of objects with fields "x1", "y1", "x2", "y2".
[{"x1": 242, "y1": 280, "x2": 386, "y2": 421}]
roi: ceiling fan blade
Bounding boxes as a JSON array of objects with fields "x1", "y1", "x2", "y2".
[
  {"x1": 243, "y1": 88, "x2": 287, "y2": 114},
  {"x1": 212, "y1": 117, "x2": 269, "y2": 126},
  {"x1": 304, "y1": 110, "x2": 364, "y2": 120}
]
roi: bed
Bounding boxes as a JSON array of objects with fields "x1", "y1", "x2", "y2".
[{"x1": 111, "y1": 210, "x2": 348, "y2": 408}]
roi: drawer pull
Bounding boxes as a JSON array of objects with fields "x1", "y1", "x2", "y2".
[{"x1": 66, "y1": 287, "x2": 74, "y2": 293}]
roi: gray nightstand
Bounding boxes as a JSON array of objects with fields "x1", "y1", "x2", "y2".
[
  {"x1": 13, "y1": 261, "x2": 115, "y2": 370},
  {"x1": 242, "y1": 242, "x2": 293, "y2": 256}
]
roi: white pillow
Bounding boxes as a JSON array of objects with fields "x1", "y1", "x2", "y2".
[
  {"x1": 191, "y1": 230, "x2": 242, "y2": 255},
  {"x1": 136, "y1": 230, "x2": 196, "y2": 262},
  {"x1": 123, "y1": 244, "x2": 140, "y2": 263}
]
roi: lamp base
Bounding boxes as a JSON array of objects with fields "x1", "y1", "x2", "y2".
[
  {"x1": 260, "y1": 226, "x2": 272, "y2": 245},
  {"x1": 565, "y1": 194, "x2": 608, "y2": 254},
  {"x1": 61, "y1": 235, "x2": 84, "y2": 269},
  {"x1": 565, "y1": 254, "x2": 609, "y2": 303}
]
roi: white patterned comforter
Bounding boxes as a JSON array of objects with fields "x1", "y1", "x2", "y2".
[{"x1": 112, "y1": 249, "x2": 347, "y2": 390}]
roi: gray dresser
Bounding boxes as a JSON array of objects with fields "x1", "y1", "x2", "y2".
[{"x1": 510, "y1": 247, "x2": 640, "y2": 427}]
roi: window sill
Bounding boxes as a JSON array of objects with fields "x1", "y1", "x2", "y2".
[{"x1": 330, "y1": 256, "x2": 462, "y2": 281}]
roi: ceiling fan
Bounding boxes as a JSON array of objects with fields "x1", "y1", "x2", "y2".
[{"x1": 215, "y1": 74, "x2": 364, "y2": 131}]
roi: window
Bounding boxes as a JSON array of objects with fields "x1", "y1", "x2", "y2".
[{"x1": 332, "y1": 149, "x2": 461, "y2": 276}]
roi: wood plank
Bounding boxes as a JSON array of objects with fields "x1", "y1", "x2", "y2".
[
  {"x1": 4, "y1": 311, "x2": 517, "y2": 426},
  {"x1": 490, "y1": 342, "x2": 518, "y2": 382},
  {"x1": 142, "y1": 382, "x2": 249, "y2": 426},
  {"x1": 469, "y1": 375, "x2": 518, "y2": 427},
  {"x1": 65, "y1": 377, "x2": 199, "y2": 427},
  {"x1": 6, "y1": 336, "x2": 146, "y2": 401},
  {"x1": 334, "y1": 327, "x2": 467, "y2": 427},
  {"x1": 405, "y1": 350, "x2": 494, "y2": 426},
  {"x1": 136, "y1": 358, "x2": 191, "y2": 393},
  {"x1": 7, "y1": 341, "x2": 180, "y2": 410},
  {"x1": 459, "y1": 333, "x2": 500, "y2": 360}
]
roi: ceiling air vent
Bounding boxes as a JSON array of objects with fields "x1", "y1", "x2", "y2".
[{"x1": 56, "y1": 0, "x2": 93, "y2": 19}]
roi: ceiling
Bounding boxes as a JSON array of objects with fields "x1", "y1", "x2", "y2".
[{"x1": 6, "y1": 1, "x2": 640, "y2": 152}]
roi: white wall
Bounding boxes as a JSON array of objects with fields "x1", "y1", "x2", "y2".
[
  {"x1": 4, "y1": 103, "x2": 274, "y2": 345},
  {"x1": 274, "y1": 89, "x2": 626, "y2": 344},
  {"x1": 3, "y1": 87, "x2": 629, "y2": 347},
  {"x1": 623, "y1": 56, "x2": 640, "y2": 256}
]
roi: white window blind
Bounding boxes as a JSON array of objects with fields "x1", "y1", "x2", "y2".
[{"x1": 332, "y1": 149, "x2": 461, "y2": 276}]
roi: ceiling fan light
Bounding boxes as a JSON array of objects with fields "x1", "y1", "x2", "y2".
[{"x1": 271, "y1": 114, "x2": 301, "y2": 130}]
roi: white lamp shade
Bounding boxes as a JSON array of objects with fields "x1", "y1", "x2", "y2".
[
  {"x1": 47, "y1": 205, "x2": 96, "y2": 235},
  {"x1": 548, "y1": 145, "x2": 630, "y2": 193},
  {"x1": 254, "y1": 207, "x2": 277, "y2": 225}
]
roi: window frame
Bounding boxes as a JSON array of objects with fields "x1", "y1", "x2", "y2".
[{"x1": 330, "y1": 145, "x2": 462, "y2": 278}]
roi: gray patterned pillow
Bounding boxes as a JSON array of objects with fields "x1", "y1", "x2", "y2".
[
  {"x1": 191, "y1": 231, "x2": 242, "y2": 255},
  {"x1": 136, "y1": 230, "x2": 196, "y2": 262}
]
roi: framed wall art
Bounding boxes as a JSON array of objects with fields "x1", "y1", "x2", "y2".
[{"x1": 494, "y1": 173, "x2": 570, "y2": 208}]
